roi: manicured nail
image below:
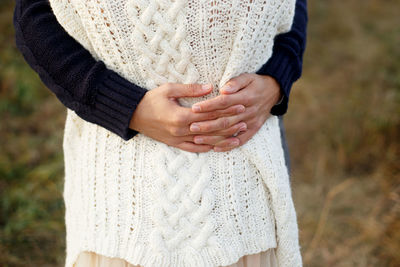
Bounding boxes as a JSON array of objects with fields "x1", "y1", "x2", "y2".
[
  {"x1": 202, "y1": 84, "x2": 212, "y2": 91},
  {"x1": 194, "y1": 137, "x2": 203, "y2": 144},
  {"x1": 190, "y1": 124, "x2": 200, "y2": 132},
  {"x1": 192, "y1": 104, "x2": 201, "y2": 112}
]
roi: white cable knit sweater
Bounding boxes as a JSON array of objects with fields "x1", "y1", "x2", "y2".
[{"x1": 49, "y1": 0, "x2": 301, "y2": 266}]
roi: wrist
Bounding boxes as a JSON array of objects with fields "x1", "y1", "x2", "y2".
[
  {"x1": 129, "y1": 91, "x2": 150, "y2": 132},
  {"x1": 274, "y1": 91, "x2": 284, "y2": 106},
  {"x1": 267, "y1": 75, "x2": 283, "y2": 106}
]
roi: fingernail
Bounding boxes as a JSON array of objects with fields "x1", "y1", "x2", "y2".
[
  {"x1": 239, "y1": 124, "x2": 247, "y2": 131},
  {"x1": 202, "y1": 84, "x2": 212, "y2": 91},
  {"x1": 192, "y1": 104, "x2": 201, "y2": 112},
  {"x1": 221, "y1": 84, "x2": 234, "y2": 93},
  {"x1": 194, "y1": 137, "x2": 203, "y2": 144},
  {"x1": 236, "y1": 105, "x2": 245, "y2": 113},
  {"x1": 231, "y1": 140, "x2": 239, "y2": 146},
  {"x1": 190, "y1": 124, "x2": 200, "y2": 132}
]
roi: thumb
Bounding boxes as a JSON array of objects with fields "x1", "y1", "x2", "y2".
[
  {"x1": 165, "y1": 83, "x2": 213, "y2": 98},
  {"x1": 220, "y1": 73, "x2": 253, "y2": 94}
]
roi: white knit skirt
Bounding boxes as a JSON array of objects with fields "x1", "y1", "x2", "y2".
[{"x1": 73, "y1": 249, "x2": 278, "y2": 267}]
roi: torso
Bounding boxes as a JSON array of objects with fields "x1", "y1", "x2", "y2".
[{"x1": 49, "y1": 1, "x2": 301, "y2": 266}]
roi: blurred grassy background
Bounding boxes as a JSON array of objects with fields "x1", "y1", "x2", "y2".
[{"x1": 0, "y1": 0, "x2": 399, "y2": 266}]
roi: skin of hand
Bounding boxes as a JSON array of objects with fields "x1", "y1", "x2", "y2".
[
  {"x1": 190, "y1": 73, "x2": 283, "y2": 152},
  {"x1": 129, "y1": 82, "x2": 248, "y2": 153}
]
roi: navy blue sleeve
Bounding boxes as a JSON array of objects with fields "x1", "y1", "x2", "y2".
[
  {"x1": 256, "y1": 0, "x2": 308, "y2": 116},
  {"x1": 13, "y1": 0, "x2": 307, "y2": 142},
  {"x1": 13, "y1": 0, "x2": 148, "y2": 141}
]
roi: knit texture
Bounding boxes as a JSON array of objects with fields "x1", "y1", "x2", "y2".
[
  {"x1": 13, "y1": 0, "x2": 307, "y2": 142},
  {"x1": 257, "y1": 0, "x2": 308, "y2": 115},
  {"x1": 48, "y1": 0, "x2": 302, "y2": 266},
  {"x1": 13, "y1": 0, "x2": 148, "y2": 141}
]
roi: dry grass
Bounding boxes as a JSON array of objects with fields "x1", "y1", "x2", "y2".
[
  {"x1": 1, "y1": 0, "x2": 399, "y2": 266},
  {"x1": 286, "y1": 1, "x2": 400, "y2": 266}
]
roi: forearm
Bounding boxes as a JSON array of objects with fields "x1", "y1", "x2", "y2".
[
  {"x1": 256, "y1": 0, "x2": 308, "y2": 115},
  {"x1": 13, "y1": 0, "x2": 148, "y2": 141}
]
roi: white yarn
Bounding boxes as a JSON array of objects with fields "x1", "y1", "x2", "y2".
[{"x1": 50, "y1": 0, "x2": 301, "y2": 266}]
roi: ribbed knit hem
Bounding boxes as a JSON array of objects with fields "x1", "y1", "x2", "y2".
[
  {"x1": 65, "y1": 230, "x2": 277, "y2": 267},
  {"x1": 87, "y1": 70, "x2": 148, "y2": 141},
  {"x1": 256, "y1": 46, "x2": 297, "y2": 116}
]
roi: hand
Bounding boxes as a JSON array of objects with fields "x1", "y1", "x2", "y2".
[
  {"x1": 190, "y1": 73, "x2": 282, "y2": 152},
  {"x1": 129, "y1": 82, "x2": 247, "y2": 153}
]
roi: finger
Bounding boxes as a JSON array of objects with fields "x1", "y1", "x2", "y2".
[
  {"x1": 191, "y1": 92, "x2": 249, "y2": 113},
  {"x1": 176, "y1": 142, "x2": 213, "y2": 153},
  {"x1": 174, "y1": 121, "x2": 246, "y2": 144},
  {"x1": 213, "y1": 136, "x2": 240, "y2": 148},
  {"x1": 213, "y1": 137, "x2": 241, "y2": 152},
  {"x1": 200, "y1": 121, "x2": 247, "y2": 137},
  {"x1": 171, "y1": 105, "x2": 245, "y2": 137},
  {"x1": 189, "y1": 112, "x2": 248, "y2": 133},
  {"x1": 168, "y1": 117, "x2": 246, "y2": 138},
  {"x1": 213, "y1": 127, "x2": 258, "y2": 152},
  {"x1": 193, "y1": 135, "x2": 230, "y2": 145},
  {"x1": 219, "y1": 73, "x2": 254, "y2": 94},
  {"x1": 186, "y1": 104, "x2": 245, "y2": 123},
  {"x1": 165, "y1": 82, "x2": 213, "y2": 98},
  {"x1": 234, "y1": 128, "x2": 256, "y2": 147}
]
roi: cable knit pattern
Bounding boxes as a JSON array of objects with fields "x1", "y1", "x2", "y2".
[
  {"x1": 150, "y1": 147, "x2": 218, "y2": 253},
  {"x1": 49, "y1": 0, "x2": 301, "y2": 266},
  {"x1": 126, "y1": 0, "x2": 200, "y2": 89}
]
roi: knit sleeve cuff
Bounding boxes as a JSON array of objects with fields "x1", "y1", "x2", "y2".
[
  {"x1": 256, "y1": 46, "x2": 297, "y2": 116},
  {"x1": 78, "y1": 69, "x2": 148, "y2": 141}
]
